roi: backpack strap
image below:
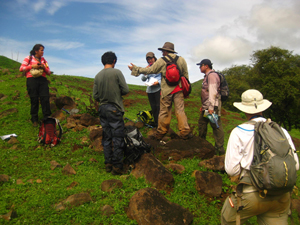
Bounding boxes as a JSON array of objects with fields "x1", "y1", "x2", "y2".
[{"x1": 55, "y1": 118, "x2": 63, "y2": 139}]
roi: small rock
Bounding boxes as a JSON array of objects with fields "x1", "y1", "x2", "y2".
[
  {"x1": 101, "y1": 205, "x2": 115, "y2": 216},
  {"x1": 0, "y1": 174, "x2": 9, "y2": 183},
  {"x1": 101, "y1": 179, "x2": 123, "y2": 192},
  {"x1": 50, "y1": 160, "x2": 62, "y2": 170},
  {"x1": 36, "y1": 179, "x2": 42, "y2": 183},
  {"x1": 62, "y1": 163, "x2": 76, "y2": 175},
  {"x1": 67, "y1": 181, "x2": 79, "y2": 190}
]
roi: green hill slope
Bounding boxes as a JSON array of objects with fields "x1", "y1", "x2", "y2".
[{"x1": 1, "y1": 55, "x2": 299, "y2": 224}]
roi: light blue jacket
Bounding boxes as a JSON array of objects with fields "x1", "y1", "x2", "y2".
[{"x1": 142, "y1": 72, "x2": 161, "y2": 93}]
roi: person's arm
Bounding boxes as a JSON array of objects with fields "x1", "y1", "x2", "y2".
[
  {"x1": 225, "y1": 128, "x2": 244, "y2": 177},
  {"x1": 93, "y1": 78, "x2": 100, "y2": 102},
  {"x1": 19, "y1": 56, "x2": 32, "y2": 73},
  {"x1": 41, "y1": 58, "x2": 51, "y2": 75},
  {"x1": 117, "y1": 70, "x2": 129, "y2": 96},
  {"x1": 129, "y1": 58, "x2": 165, "y2": 76}
]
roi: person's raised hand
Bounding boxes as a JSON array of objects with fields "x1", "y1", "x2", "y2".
[{"x1": 128, "y1": 63, "x2": 135, "y2": 71}]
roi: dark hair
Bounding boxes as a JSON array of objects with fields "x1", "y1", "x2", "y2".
[
  {"x1": 207, "y1": 64, "x2": 213, "y2": 69},
  {"x1": 101, "y1": 51, "x2": 117, "y2": 65},
  {"x1": 30, "y1": 44, "x2": 44, "y2": 56}
]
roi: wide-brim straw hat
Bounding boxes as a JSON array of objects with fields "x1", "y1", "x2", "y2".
[
  {"x1": 233, "y1": 89, "x2": 272, "y2": 114},
  {"x1": 158, "y1": 42, "x2": 177, "y2": 54}
]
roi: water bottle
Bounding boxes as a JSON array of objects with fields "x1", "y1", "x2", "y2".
[{"x1": 204, "y1": 110, "x2": 219, "y2": 128}]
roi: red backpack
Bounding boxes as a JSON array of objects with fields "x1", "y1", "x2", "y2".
[
  {"x1": 162, "y1": 55, "x2": 181, "y2": 86},
  {"x1": 38, "y1": 117, "x2": 62, "y2": 147}
]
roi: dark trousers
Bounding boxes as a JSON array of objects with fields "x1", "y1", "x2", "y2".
[
  {"x1": 99, "y1": 104, "x2": 125, "y2": 169},
  {"x1": 198, "y1": 109, "x2": 224, "y2": 152},
  {"x1": 147, "y1": 90, "x2": 160, "y2": 127},
  {"x1": 26, "y1": 77, "x2": 51, "y2": 122}
]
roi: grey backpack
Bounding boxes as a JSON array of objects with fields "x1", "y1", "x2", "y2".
[{"x1": 248, "y1": 119, "x2": 297, "y2": 196}]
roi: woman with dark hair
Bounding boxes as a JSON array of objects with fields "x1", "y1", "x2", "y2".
[
  {"x1": 19, "y1": 44, "x2": 52, "y2": 126},
  {"x1": 140, "y1": 52, "x2": 161, "y2": 127}
]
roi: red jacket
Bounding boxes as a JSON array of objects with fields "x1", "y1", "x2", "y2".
[{"x1": 19, "y1": 56, "x2": 51, "y2": 78}]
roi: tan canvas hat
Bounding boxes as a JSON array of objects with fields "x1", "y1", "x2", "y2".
[
  {"x1": 233, "y1": 89, "x2": 272, "y2": 114},
  {"x1": 146, "y1": 52, "x2": 157, "y2": 60},
  {"x1": 158, "y1": 42, "x2": 177, "y2": 53}
]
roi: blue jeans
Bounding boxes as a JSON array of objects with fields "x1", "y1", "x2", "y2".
[{"x1": 99, "y1": 104, "x2": 125, "y2": 169}]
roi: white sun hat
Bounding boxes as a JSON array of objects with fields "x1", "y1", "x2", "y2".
[{"x1": 233, "y1": 89, "x2": 272, "y2": 114}]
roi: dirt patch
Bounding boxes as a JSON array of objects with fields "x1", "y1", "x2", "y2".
[
  {"x1": 69, "y1": 85, "x2": 89, "y2": 93},
  {"x1": 124, "y1": 90, "x2": 147, "y2": 98}
]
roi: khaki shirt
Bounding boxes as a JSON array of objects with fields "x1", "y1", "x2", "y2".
[{"x1": 131, "y1": 53, "x2": 189, "y2": 98}]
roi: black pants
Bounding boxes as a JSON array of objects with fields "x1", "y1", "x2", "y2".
[
  {"x1": 26, "y1": 77, "x2": 51, "y2": 122},
  {"x1": 147, "y1": 90, "x2": 160, "y2": 127},
  {"x1": 99, "y1": 104, "x2": 125, "y2": 169}
]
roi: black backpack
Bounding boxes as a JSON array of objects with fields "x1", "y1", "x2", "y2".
[
  {"x1": 162, "y1": 55, "x2": 181, "y2": 86},
  {"x1": 207, "y1": 71, "x2": 229, "y2": 101},
  {"x1": 123, "y1": 126, "x2": 152, "y2": 166}
]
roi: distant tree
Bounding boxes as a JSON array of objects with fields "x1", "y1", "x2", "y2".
[
  {"x1": 248, "y1": 46, "x2": 300, "y2": 130},
  {"x1": 220, "y1": 65, "x2": 251, "y2": 112}
]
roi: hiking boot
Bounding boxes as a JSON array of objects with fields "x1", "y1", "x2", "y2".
[
  {"x1": 105, "y1": 164, "x2": 113, "y2": 173},
  {"x1": 181, "y1": 133, "x2": 193, "y2": 140},
  {"x1": 33, "y1": 121, "x2": 38, "y2": 127},
  {"x1": 111, "y1": 167, "x2": 123, "y2": 175}
]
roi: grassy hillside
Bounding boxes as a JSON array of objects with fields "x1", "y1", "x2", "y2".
[{"x1": 0, "y1": 55, "x2": 299, "y2": 224}]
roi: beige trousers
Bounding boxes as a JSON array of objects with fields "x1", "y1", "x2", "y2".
[
  {"x1": 221, "y1": 191, "x2": 290, "y2": 225},
  {"x1": 156, "y1": 91, "x2": 190, "y2": 139}
]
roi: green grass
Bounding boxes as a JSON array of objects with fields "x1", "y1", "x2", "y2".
[{"x1": 0, "y1": 55, "x2": 300, "y2": 224}]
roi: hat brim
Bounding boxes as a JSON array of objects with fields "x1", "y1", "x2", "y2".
[
  {"x1": 233, "y1": 100, "x2": 272, "y2": 114},
  {"x1": 158, "y1": 48, "x2": 177, "y2": 54}
]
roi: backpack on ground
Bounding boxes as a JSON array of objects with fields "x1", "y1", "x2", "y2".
[
  {"x1": 244, "y1": 119, "x2": 297, "y2": 197},
  {"x1": 207, "y1": 71, "x2": 229, "y2": 101},
  {"x1": 123, "y1": 125, "x2": 152, "y2": 167},
  {"x1": 137, "y1": 110, "x2": 154, "y2": 126},
  {"x1": 38, "y1": 117, "x2": 62, "y2": 147},
  {"x1": 162, "y1": 55, "x2": 181, "y2": 86}
]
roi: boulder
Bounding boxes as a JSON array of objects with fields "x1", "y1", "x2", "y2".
[
  {"x1": 55, "y1": 96, "x2": 76, "y2": 110},
  {"x1": 91, "y1": 137, "x2": 103, "y2": 152},
  {"x1": 135, "y1": 121, "x2": 144, "y2": 129},
  {"x1": 198, "y1": 155, "x2": 225, "y2": 171},
  {"x1": 101, "y1": 179, "x2": 123, "y2": 192},
  {"x1": 127, "y1": 188, "x2": 193, "y2": 225},
  {"x1": 51, "y1": 110, "x2": 65, "y2": 121},
  {"x1": 80, "y1": 113, "x2": 99, "y2": 127},
  {"x1": 291, "y1": 199, "x2": 300, "y2": 218},
  {"x1": 165, "y1": 163, "x2": 185, "y2": 174},
  {"x1": 194, "y1": 171, "x2": 223, "y2": 197},
  {"x1": 89, "y1": 127, "x2": 103, "y2": 141},
  {"x1": 146, "y1": 136, "x2": 215, "y2": 162},
  {"x1": 54, "y1": 193, "x2": 92, "y2": 211},
  {"x1": 131, "y1": 153, "x2": 174, "y2": 190}
]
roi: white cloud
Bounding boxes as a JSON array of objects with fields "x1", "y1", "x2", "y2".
[
  {"x1": 46, "y1": 40, "x2": 85, "y2": 50},
  {"x1": 33, "y1": 0, "x2": 46, "y2": 13},
  {"x1": 192, "y1": 36, "x2": 253, "y2": 66}
]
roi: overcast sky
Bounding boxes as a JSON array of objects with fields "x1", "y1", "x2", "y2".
[{"x1": 0, "y1": 0, "x2": 299, "y2": 85}]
